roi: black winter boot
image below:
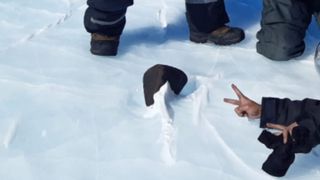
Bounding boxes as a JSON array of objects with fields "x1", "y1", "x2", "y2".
[
  {"x1": 90, "y1": 33, "x2": 120, "y2": 56},
  {"x1": 186, "y1": 12, "x2": 244, "y2": 45},
  {"x1": 189, "y1": 24, "x2": 245, "y2": 45},
  {"x1": 207, "y1": 25, "x2": 245, "y2": 45},
  {"x1": 185, "y1": 1, "x2": 244, "y2": 45}
]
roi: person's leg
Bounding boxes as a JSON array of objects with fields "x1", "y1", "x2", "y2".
[
  {"x1": 313, "y1": 0, "x2": 320, "y2": 12},
  {"x1": 256, "y1": 0, "x2": 312, "y2": 61},
  {"x1": 310, "y1": 0, "x2": 320, "y2": 38},
  {"x1": 310, "y1": 0, "x2": 320, "y2": 61},
  {"x1": 84, "y1": 0, "x2": 133, "y2": 56},
  {"x1": 185, "y1": 0, "x2": 244, "y2": 45}
]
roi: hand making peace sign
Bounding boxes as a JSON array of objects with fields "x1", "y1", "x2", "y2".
[{"x1": 224, "y1": 84, "x2": 262, "y2": 119}]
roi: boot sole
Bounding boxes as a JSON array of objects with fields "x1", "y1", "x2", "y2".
[
  {"x1": 90, "y1": 40, "x2": 119, "y2": 56},
  {"x1": 189, "y1": 32, "x2": 208, "y2": 43},
  {"x1": 90, "y1": 49, "x2": 117, "y2": 56},
  {"x1": 190, "y1": 32, "x2": 245, "y2": 45}
]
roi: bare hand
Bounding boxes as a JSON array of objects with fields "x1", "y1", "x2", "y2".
[
  {"x1": 266, "y1": 122, "x2": 298, "y2": 144},
  {"x1": 224, "y1": 84, "x2": 261, "y2": 119}
]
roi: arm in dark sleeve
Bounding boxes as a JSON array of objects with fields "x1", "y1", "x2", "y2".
[
  {"x1": 260, "y1": 97, "x2": 320, "y2": 148},
  {"x1": 260, "y1": 97, "x2": 304, "y2": 128},
  {"x1": 260, "y1": 97, "x2": 320, "y2": 128},
  {"x1": 292, "y1": 113, "x2": 320, "y2": 152},
  {"x1": 297, "y1": 102, "x2": 320, "y2": 147}
]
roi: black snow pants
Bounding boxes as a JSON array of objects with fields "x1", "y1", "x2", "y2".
[
  {"x1": 84, "y1": 0, "x2": 229, "y2": 37},
  {"x1": 256, "y1": 0, "x2": 316, "y2": 61}
]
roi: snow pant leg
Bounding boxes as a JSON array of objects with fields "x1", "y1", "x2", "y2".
[
  {"x1": 84, "y1": 0, "x2": 133, "y2": 36},
  {"x1": 185, "y1": 0, "x2": 229, "y2": 33},
  {"x1": 311, "y1": 0, "x2": 320, "y2": 24},
  {"x1": 316, "y1": 12, "x2": 320, "y2": 25},
  {"x1": 310, "y1": 0, "x2": 320, "y2": 13},
  {"x1": 87, "y1": 0, "x2": 133, "y2": 11},
  {"x1": 256, "y1": 0, "x2": 312, "y2": 61}
]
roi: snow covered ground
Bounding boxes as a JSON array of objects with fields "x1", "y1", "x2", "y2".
[{"x1": 1, "y1": 0, "x2": 320, "y2": 179}]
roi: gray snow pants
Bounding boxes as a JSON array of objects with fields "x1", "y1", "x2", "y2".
[{"x1": 256, "y1": 0, "x2": 314, "y2": 61}]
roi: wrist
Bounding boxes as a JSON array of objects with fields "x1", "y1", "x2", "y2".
[{"x1": 255, "y1": 104, "x2": 262, "y2": 118}]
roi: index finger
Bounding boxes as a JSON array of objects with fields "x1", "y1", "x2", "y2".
[
  {"x1": 224, "y1": 98, "x2": 240, "y2": 105},
  {"x1": 231, "y1": 84, "x2": 245, "y2": 99}
]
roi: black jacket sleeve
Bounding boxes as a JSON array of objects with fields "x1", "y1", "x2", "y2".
[
  {"x1": 260, "y1": 98, "x2": 304, "y2": 128},
  {"x1": 260, "y1": 97, "x2": 320, "y2": 128},
  {"x1": 260, "y1": 97, "x2": 320, "y2": 152}
]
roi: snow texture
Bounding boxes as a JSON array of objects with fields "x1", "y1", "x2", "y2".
[{"x1": 1, "y1": 0, "x2": 320, "y2": 179}]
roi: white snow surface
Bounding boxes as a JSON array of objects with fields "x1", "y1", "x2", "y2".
[{"x1": 1, "y1": 0, "x2": 320, "y2": 179}]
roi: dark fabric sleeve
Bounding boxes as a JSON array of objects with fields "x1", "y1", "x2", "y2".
[
  {"x1": 297, "y1": 108, "x2": 320, "y2": 147},
  {"x1": 260, "y1": 98, "x2": 304, "y2": 128},
  {"x1": 295, "y1": 99, "x2": 320, "y2": 133},
  {"x1": 260, "y1": 97, "x2": 320, "y2": 151},
  {"x1": 298, "y1": 116, "x2": 317, "y2": 135},
  {"x1": 260, "y1": 97, "x2": 320, "y2": 129}
]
